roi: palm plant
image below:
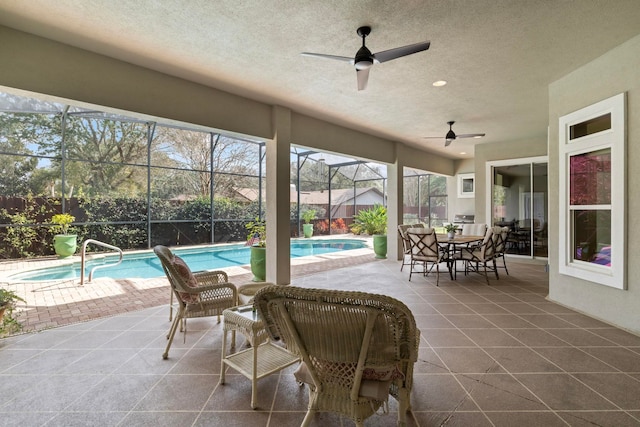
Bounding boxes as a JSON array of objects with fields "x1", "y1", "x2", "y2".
[{"x1": 350, "y1": 205, "x2": 387, "y2": 235}]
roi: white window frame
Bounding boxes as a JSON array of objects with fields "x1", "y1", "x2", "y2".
[
  {"x1": 457, "y1": 173, "x2": 475, "y2": 198},
  {"x1": 558, "y1": 93, "x2": 626, "y2": 289}
]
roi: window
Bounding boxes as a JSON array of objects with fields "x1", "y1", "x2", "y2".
[
  {"x1": 457, "y1": 173, "x2": 475, "y2": 198},
  {"x1": 559, "y1": 93, "x2": 625, "y2": 289}
]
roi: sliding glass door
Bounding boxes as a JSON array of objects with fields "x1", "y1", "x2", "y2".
[{"x1": 490, "y1": 158, "x2": 548, "y2": 258}]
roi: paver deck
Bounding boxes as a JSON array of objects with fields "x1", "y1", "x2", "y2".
[{"x1": 0, "y1": 244, "x2": 377, "y2": 334}]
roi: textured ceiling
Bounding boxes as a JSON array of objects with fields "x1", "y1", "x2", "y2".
[{"x1": 0, "y1": 0, "x2": 639, "y2": 159}]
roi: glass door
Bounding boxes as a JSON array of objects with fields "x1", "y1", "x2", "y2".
[
  {"x1": 532, "y1": 162, "x2": 548, "y2": 257},
  {"x1": 490, "y1": 159, "x2": 548, "y2": 258}
]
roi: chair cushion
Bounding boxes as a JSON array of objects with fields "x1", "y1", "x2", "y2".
[
  {"x1": 362, "y1": 366, "x2": 405, "y2": 381},
  {"x1": 358, "y1": 379, "x2": 393, "y2": 401},
  {"x1": 294, "y1": 362, "x2": 399, "y2": 400},
  {"x1": 172, "y1": 255, "x2": 200, "y2": 303}
]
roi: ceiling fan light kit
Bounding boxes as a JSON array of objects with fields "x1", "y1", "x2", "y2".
[
  {"x1": 301, "y1": 25, "x2": 430, "y2": 91},
  {"x1": 425, "y1": 121, "x2": 486, "y2": 147}
]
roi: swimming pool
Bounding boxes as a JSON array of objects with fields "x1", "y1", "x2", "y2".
[{"x1": 9, "y1": 239, "x2": 369, "y2": 282}]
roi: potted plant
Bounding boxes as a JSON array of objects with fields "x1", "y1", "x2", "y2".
[
  {"x1": 444, "y1": 223, "x2": 459, "y2": 239},
  {"x1": 246, "y1": 217, "x2": 266, "y2": 282},
  {"x1": 0, "y1": 288, "x2": 25, "y2": 336},
  {"x1": 50, "y1": 213, "x2": 77, "y2": 258},
  {"x1": 301, "y1": 209, "x2": 317, "y2": 238},
  {"x1": 350, "y1": 205, "x2": 387, "y2": 259}
]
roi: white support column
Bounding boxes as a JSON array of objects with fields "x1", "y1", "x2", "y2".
[
  {"x1": 387, "y1": 161, "x2": 403, "y2": 261},
  {"x1": 266, "y1": 106, "x2": 291, "y2": 285}
]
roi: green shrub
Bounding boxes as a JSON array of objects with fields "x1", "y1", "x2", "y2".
[{"x1": 350, "y1": 205, "x2": 387, "y2": 235}]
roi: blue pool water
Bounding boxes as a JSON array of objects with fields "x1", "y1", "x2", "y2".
[{"x1": 10, "y1": 239, "x2": 368, "y2": 282}]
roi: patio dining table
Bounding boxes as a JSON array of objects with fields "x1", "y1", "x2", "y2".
[{"x1": 436, "y1": 234, "x2": 484, "y2": 280}]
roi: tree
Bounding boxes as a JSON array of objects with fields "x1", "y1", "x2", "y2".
[
  {"x1": 61, "y1": 116, "x2": 149, "y2": 196},
  {"x1": 292, "y1": 157, "x2": 361, "y2": 192},
  {"x1": 152, "y1": 128, "x2": 260, "y2": 198},
  {"x1": 0, "y1": 111, "x2": 61, "y2": 196}
]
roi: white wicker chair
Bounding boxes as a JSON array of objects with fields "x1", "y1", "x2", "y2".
[
  {"x1": 254, "y1": 285, "x2": 419, "y2": 427},
  {"x1": 154, "y1": 245, "x2": 238, "y2": 359}
]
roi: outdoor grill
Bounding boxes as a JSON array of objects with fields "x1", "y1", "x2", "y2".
[{"x1": 453, "y1": 214, "x2": 475, "y2": 225}]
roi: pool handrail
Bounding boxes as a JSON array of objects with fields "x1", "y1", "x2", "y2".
[{"x1": 80, "y1": 239, "x2": 124, "y2": 285}]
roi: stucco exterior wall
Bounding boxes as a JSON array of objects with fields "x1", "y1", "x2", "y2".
[
  {"x1": 548, "y1": 34, "x2": 640, "y2": 334},
  {"x1": 445, "y1": 159, "x2": 476, "y2": 222}
]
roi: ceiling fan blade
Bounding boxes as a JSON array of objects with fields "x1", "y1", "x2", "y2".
[
  {"x1": 444, "y1": 139, "x2": 454, "y2": 147},
  {"x1": 357, "y1": 68, "x2": 370, "y2": 91},
  {"x1": 301, "y1": 52, "x2": 354, "y2": 63},
  {"x1": 373, "y1": 41, "x2": 430, "y2": 63},
  {"x1": 456, "y1": 133, "x2": 486, "y2": 139}
]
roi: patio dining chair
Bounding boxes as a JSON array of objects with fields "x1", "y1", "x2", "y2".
[
  {"x1": 493, "y1": 226, "x2": 510, "y2": 275},
  {"x1": 254, "y1": 285, "x2": 419, "y2": 427},
  {"x1": 460, "y1": 223, "x2": 488, "y2": 249},
  {"x1": 397, "y1": 223, "x2": 424, "y2": 271},
  {"x1": 461, "y1": 223, "x2": 487, "y2": 237},
  {"x1": 406, "y1": 227, "x2": 446, "y2": 285},
  {"x1": 154, "y1": 245, "x2": 238, "y2": 359},
  {"x1": 453, "y1": 227, "x2": 498, "y2": 285}
]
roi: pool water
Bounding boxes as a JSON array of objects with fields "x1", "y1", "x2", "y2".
[{"x1": 10, "y1": 239, "x2": 368, "y2": 282}]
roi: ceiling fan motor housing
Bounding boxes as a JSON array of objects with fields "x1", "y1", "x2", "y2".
[
  {"x1": 355, "y1": 46, "x2": 373, "y2": 69},
  {"x1": 355, "y1": 26, "x2": 373, "y2": 70}
]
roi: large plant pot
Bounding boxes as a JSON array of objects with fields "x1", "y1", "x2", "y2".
[
  {"x1": 303, "y1": 223, "x2": 314, "y2": 238},
  {"x1": 249, "y1": 246, "x2": 266, "y2": 282},
  {"x1": 53, "y1": 234, "x2": 77, "y2": 258},
  {"x1": 372, "y1": 234, "x2": 387, "y2": 259}
]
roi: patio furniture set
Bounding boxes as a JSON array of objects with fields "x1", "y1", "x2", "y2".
[
  {"x1": 398, "y1": 223, "x2": 510, "y2": 286},
  {"x1": 153, "y1": 245, "x2": 420, "y2": 426}
]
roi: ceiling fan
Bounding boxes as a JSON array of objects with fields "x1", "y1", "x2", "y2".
[
  {"x1": 301, "y1": 26, "x2": 430, "y2": 91},
  {"x1": 424, "y1": 121, "x2": 486, "y2": 147}
]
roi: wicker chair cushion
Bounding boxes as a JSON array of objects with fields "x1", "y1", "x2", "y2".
[
  {"x1": 363, "y1": 366, "x2": 404, "y2": 381},
  {"x1": 294, "y1": 362, "x2": 400, "y2": 400},
  {"x1": 172, "y1": 255, "x2": 200, "y2": 303}
]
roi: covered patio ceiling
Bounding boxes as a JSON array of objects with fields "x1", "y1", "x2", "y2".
[{"x1": 0, "y1": 1, "x2": 639, "y2": 160}]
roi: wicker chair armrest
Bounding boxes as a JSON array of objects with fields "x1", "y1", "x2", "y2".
[
  {"x1": 181, "y1": 271, "x2": 237, "y2": 294},
  {"x1": 192, "y1": 270, "x2": 227, "y2": 284}
]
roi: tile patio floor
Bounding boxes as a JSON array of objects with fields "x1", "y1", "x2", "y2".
[{"x1": 1, "y1": 250, "x2": 640, "y2": 426}]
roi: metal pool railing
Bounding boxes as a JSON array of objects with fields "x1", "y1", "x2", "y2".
[{"x1": 80, "y1": 239, "x2": 123, "y2": 285}]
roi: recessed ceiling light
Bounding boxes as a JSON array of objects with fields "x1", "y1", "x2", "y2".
[
  {"x1": 473, "y1": 135, "x2": 483, "y2": 139},
  {"x1": 460, "y1": 152, "x2": 467, "y2": 155},
  {"x1": 432, "y1": 80, "x2": 447, "y2": 87}
]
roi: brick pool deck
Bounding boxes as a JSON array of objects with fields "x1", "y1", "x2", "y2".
[{"x1": 0, "y1": 244, "x2": 377, "y2": 334}]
